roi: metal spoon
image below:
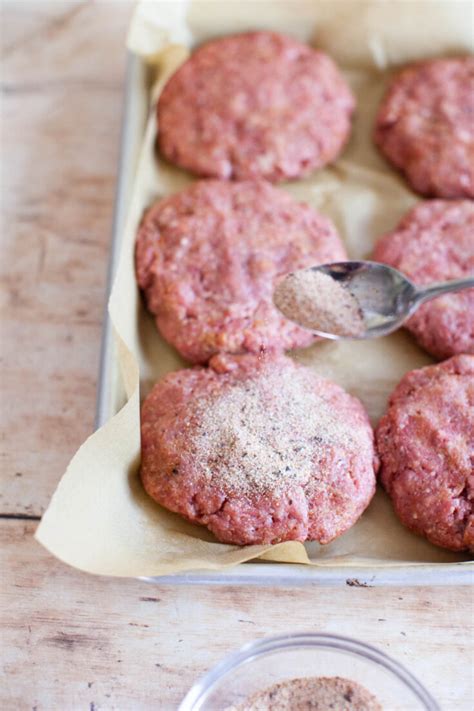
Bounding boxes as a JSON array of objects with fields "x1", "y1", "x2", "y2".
[{"x1": 274, "y1": 261, "x2": 474, "y2": 340}]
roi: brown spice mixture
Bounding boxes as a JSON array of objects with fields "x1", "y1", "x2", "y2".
[
  {"x1": 227, "y1": 676, "x2": 382, "y2": 710},
  {"x1": 274, "y1": 269, "x2": 365, "y2": 338},
  {"x1": 190, "y1": 366, "x2": 353, "y2": 495}
]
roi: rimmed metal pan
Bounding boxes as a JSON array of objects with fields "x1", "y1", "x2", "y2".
[{"x1": 95, "y1": 53, "x2": 472, "y2": 586}]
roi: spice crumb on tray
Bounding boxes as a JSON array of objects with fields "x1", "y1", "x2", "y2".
[
  {"x1": 274, "y1": 268, "x2": 365, "y2": 338},
  {"x1": 226, "y1": 676, "x2": 382, "y2": 711}
]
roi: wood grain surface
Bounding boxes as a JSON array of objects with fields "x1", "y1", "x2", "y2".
[
  {"x1": 2, "y1": 521, "x2": 473, "y2": 710},
  {"x1": 1, "y1": 3, "x2": 472, "y2": 710},
  {"x1": 1, "y1": 1, "x2": 130, "y2": 516}
]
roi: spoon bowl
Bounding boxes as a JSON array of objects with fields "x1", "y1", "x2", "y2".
[{"x1": 274, "y1": 261, "x2": 474, "y2": 340}]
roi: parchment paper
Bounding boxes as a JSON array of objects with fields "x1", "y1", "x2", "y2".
[{"x1": 36, "y1": 0, "x2": 473, "y2": 576}]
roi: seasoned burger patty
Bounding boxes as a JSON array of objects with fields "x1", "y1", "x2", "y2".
[
  {"x1": 376, "y1": 355, "x2": 474, "y2": 552},
  {"x1": 157, "y1": 31, "x2": 355, "y2": 182},
  {"x1": 374, "y1": 57, "x2": 474, "y2": 198},
  {"x1": 140, "y1": 353, "x2": 378, "y2": 546},
  {"x1": 136, "y1": 180, "x2": 346, "y2": 363},
  {"x1": 373, "y1": 200, "x2": 474, "y2": 359}
]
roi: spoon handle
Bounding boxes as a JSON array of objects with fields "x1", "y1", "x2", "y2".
[{"x1": 415, "y1": 277, "x2": 474, "y2": 305}]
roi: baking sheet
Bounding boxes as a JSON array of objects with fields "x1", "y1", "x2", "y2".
[{"x1": 36, "y1": 0, "x2": 473, "y2": 579}]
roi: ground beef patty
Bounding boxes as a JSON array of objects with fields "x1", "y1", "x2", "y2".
[
  {"x1": 140, "y1": 353, "x2": 377, "y2": 546},
  {"x1": 157, "y1": 31, "x2": 355, "y2": 182},
  {"x1": 374, "y1": 57, "x2": 474, "y2": 198},
  {"x1": 376, "y1": 355, "x2": 474, "y2": 552},
  {"x1": 373, "y1": 200, "x2": 474, "y2": 360},
  {"x1": 136, "y1": 180, "x2": 346, "y2": 364},
  {"x1": 227, "y1": 676, "x2": 381, "y2": 711}
]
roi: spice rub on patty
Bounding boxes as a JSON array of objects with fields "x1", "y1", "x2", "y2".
[
  {"x1": 376, "y1": 355, "x2": 474, "y2": 552},
  {"x1": 140, "y1": 353, "x2": 378, "y2": 546},
  {"x1": 157, "y1": 31, "x2": 355, "y2": 182},
  {"x1": 136, "y1": 180, "x2": 346, "y2": 364}
]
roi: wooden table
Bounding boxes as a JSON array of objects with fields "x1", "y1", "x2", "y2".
[{"x1": 1, "y1": 3, "x2": 472, "y2": 709}]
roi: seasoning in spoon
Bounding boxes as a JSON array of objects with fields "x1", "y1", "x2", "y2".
[{"x1": 274, "y1": 268, "x2": 365, "y2": 337}]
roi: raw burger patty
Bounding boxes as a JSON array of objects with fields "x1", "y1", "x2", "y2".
[
  {"x1": 140, "y1": 353, "x2": 377, "y2": 546},
  {"x1": 136, "y1": 180, "x2": 346, "y2": 364},
  {"x1": 157, "y1": 31, "x2": 355, "y2": 182},
  {"x1": 372, "y1": 200, "x2": 474, "y2": 360},
  {"x1": 376, "y1": 355, "x2": 474, "y2": 552},
  {"x1": 227, "y1": 676, "x2": 381, "y2": 711},
  {"x1": 374, "y1": 57, "x2": 474, "y2": 198}
]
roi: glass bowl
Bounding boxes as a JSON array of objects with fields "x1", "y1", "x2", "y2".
[{"x1": 179, "y1": 632, "x2": 439, "y2": 711}]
